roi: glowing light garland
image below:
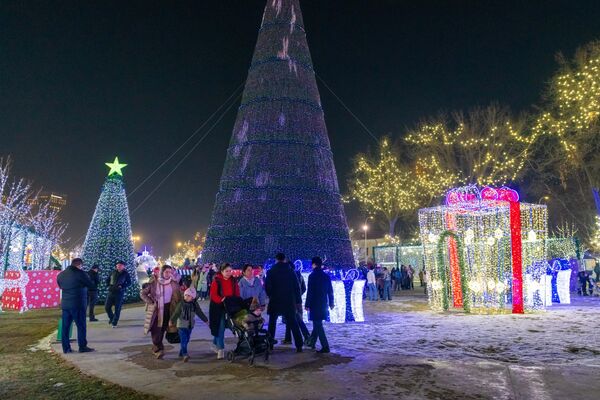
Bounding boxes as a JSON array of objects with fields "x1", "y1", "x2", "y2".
[{"x1": 419, "y1": 185, "x2": 548, "y2": 314}]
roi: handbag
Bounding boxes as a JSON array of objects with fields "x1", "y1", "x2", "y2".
[{"x1": 165, "y1": 331, "x2": 180, "y2": 344}]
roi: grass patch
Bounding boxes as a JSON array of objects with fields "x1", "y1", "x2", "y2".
[{"x1": 0, "y1": 304, "x2": 160, "y2": 400}]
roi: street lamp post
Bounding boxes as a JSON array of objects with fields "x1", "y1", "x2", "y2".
[{"x1": 538, "y1": 195, "x2": 550, "y2": 203}]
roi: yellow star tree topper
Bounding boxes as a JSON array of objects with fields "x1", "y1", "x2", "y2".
[{"x1": 105, "y1": 156, "x2": 127, "y2": 176}]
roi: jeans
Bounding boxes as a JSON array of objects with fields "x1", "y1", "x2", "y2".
[
  {"x1": 178, "y1": 327, "x2": 192, "y2": 356},
  {"x1": 61, "y1": 307, "x2": 87, "y2": 352},
  {"x1": 285, "y1": 311, "x2": 310, "y2": 342},
  {"x1": 268, "y1": 311, "x2": 303, "y2": 349},
  {"x1": 105, "y1": 291, "x2": 124, "y2": 326},
  {"x1": 383, "y1": 281, "x2": 392, "y2": 300},
  {"x1": 310, "y1": 319, "x2": 329, "y2": 350},
  {"x1": 212, "y1": 315, "x2": 225, "y2": 349},
  {"x1": 87, "y1": 291, "x2": 98, "y2": 319},
  {"x1": 367, "y1": 283, "x2": 378, "y2": 300}
]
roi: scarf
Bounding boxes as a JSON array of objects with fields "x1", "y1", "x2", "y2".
[{"x1": 156, "y1": 277, "x2": 174, "y2": 326}]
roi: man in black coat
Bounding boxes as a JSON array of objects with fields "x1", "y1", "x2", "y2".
[
  {"x1": 265, "y1": 253, "x2": 303, "y2": 352},
  {"x1": 105, "y1": 261, "x2": 132, "y2": 328},
  {"x1": 87, "y1": 264, "x2": 100, "y2": 321},
  {"x1": 305, "y1": 257, "x2": 334, "y2": 353},
  {"x1": 284, "y1": 263, "x2": 310, "y2": 344},
  {"x1": 56, "y1": 258, "x2": 95, "y2": 353}
]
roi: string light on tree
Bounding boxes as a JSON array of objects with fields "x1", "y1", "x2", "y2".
[
  {"x1": 405, "y1": 106, "x2": 544, "y2": 187},
  {"x1": 349, "y1": 138, "x2": 456, "y2": 236}
]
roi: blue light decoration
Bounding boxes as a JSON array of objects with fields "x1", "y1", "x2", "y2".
[
  {"x1": 81, "y1": 158, "x2": 139, "y2": 302},
  {"x1": 201, "y1": 0, "x2": 354, "y2": 269},
  {"x1": 547, "y1": 259, "x2": 572, "y2": 304},
  {"x1": 291, "y1": 260, "x2": 364, "y2": 323}
]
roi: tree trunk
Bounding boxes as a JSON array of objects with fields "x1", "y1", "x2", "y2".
[{"x1": 388, "y1": 217, "x2": 398, "y2": 237}]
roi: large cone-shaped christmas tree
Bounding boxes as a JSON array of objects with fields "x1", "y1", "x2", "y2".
[
  {"x1": 203, "y1": 0, "x2": 354, "y2": 268},
  {"x1": 82, "y1": 157, "x2": 139, "y2": 301}
]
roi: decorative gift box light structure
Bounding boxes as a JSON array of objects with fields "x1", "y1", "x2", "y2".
[
  {"x1": 419, "y1": 185, "x2": 548, "y2": 314},
  {"x1": 289, "y1": 260, "x2": 364, "y2": 324},
  {"x1": 1, "y1": 270, "x2": 61, "y2": 312},
  {"x1": 0, "y1": 223, "x2": 56, "y2": 313}
]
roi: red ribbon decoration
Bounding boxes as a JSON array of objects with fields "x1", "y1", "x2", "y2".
[
  {"x1": 445, "y1": 211, "x2": 463, "y2": 308},
  {"x1": 509, "y1": 201, "x2": 524, "y2": 314}
]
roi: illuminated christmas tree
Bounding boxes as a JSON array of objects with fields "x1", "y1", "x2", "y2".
[
  {"x1": 202, "y1": 0, "x2": 354, "y2": 268},
  {"x1": 82, "y1": 157, "x2": 138, "y2": 301}
]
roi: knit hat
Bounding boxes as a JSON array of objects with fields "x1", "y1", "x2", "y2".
[{"x1": 184, "y1": 287, "x2": 197, "y2": 298}]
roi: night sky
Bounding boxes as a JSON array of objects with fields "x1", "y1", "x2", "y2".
[{"x1": 2, "y1": 1, "x2": 599, "y2": 255}]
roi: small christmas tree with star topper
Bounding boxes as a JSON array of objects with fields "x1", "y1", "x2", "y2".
[{"x1": 81, "y1": 157, "x2": 139, "y2": 302}]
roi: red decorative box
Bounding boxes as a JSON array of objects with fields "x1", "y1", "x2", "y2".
[{"x1": 1, "y1": 270, "x2": 61, "y2": 311}]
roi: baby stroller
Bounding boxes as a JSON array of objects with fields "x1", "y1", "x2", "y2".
[{"x1": 223, "y1": 297, "x2": 273, "y2": 365}]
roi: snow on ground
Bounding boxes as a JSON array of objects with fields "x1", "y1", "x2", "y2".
[
  {"x1": 328, "y1": 291, "x2": 600, "y2": 367},
  {"x1": 48, "y1": 291, "x2": 600, "y2": 400}
]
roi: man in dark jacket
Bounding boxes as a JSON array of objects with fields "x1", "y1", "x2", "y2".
[
  {"x1": 56, "y1": 258, "x2": 95, "y2": 353},
  {"x1": 265, "y1": 253, "x2": 303, "y2": 352},
  {"x1": 305, "y1": 256, "x2": 334, "y2": 353},
  {"x1": 284, "y1": 263, "x2": 310, "y2": 344},
  {"x1": 105, "y1": 261, "x2": 132, "y2": 328},
  {"x1": 87, "y1": 264, "x2": 100, "y2": 321}
]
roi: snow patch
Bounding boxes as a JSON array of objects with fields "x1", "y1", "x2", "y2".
[
  {"x1": 237, "y1": 119, "x2": 249, "y2": 143},
  {"x1": 288, "y1": 59, "x2": 298, "y2": 75},
  {"x1": 233, "y1": 189, "x2": 242, "y2": 203},
  {"x1": 290, "y1": 5, "x2": 296, "y2": 33},
  {"x1": 255, "y1": 172, "x2": 270, "y2": 188},
  {"x1": 278, "y1": 37, "x2": 289, "y2": 60},
  {"x1": 272, "y1": 0, "x2": 282, "y2": 17},
  {"x1": 241, "y1": 149, "x2": 251, "y2": 172}
]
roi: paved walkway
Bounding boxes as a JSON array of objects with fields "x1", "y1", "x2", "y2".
[{"x1": 51, "y1": 294, "x2": 600, "y2": 400}]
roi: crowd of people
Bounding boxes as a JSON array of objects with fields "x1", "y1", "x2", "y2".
[
  {"x1": 56, "y1": 253, "x2": 334, "y2": 362},
  {"x1": 365, "y1": 264, "x2": 423, "y2": 301}
]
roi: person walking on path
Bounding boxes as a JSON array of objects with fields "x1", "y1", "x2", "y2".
[
  {"x1": 195, "y1": 265, "x2": 209, "y2": 300},
  {"x1": 382, "y1": 267, "x2": 392, "y2": 300},
  {"x1": 105, "y1": 261, "x2": 132, "y2": 328},
  {"x1": 239, "y1": 264, "x2": 266, "y2": 308},
  {"x1": 265, "y1": 253, "x2": 304, "y2": 352},
  {"x1": 170, "y1": 286, "x2": 208, "y2": 362},
  {"x1": 87, "y1": 264, "x2": 100, "y2": 322},
  {"x1": 284, "y1": 263, "x2": 310, "y2": 344},
  {"x1": 408, "y1": 265, "x2": 415, "y2": 290},
  {"x1": 305, "y1": 257, "x2": 334, "y2": 354},
  {"x1": 366, "y1": 266, "x2": 377, "y2": 301},
  {"x1": 418, "y1": 269, "x2": 425, "y2": 287},
  {"x1": 56, "y1": 258, "x2": 96, "y2": 354},
  {"x1": 209, "y1": 263, "x2": 240, "y2": 360},
  {"x1": 140, "y1": 265, "x2": 182, "y2": 359}
]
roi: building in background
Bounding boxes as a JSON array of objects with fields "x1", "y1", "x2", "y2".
[{"x1": 29, "y1": 192, "x2": 67, "y2": 215}]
